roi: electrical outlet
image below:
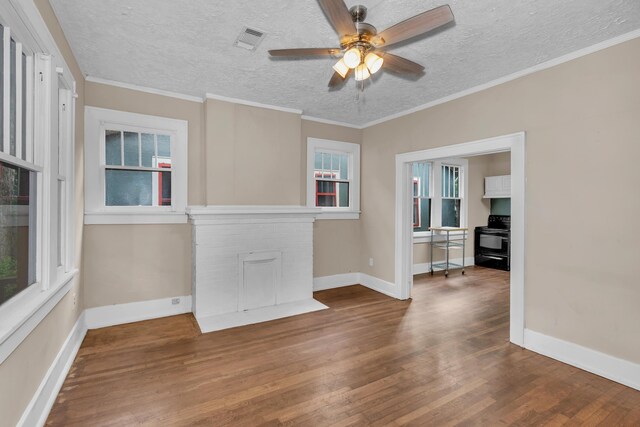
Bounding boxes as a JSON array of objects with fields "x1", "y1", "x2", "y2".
[
  {"x1": 369, "y1": 257, "x2": 374, "y2": 267},
  {"x1": 171, "y1": 298, "x2": 180, "y2": 305}
]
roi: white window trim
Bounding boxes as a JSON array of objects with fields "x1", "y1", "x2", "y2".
[
  {"x1": 413, "y1": 158, "x2": 468, "y2": 242},
  {"x1": 306, "y1": 138, "x2": 360, "y2": 220},
  {"x1": 0, "y1": 0, "x2": 78, "y2": 364},
  {"x1": 84, "y1": 106, "x2": 188, "y2": 224}
]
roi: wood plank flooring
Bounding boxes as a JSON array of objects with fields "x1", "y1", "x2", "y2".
[{"x1": 47, "y1": 267, "x2": 640, "y2": 426}]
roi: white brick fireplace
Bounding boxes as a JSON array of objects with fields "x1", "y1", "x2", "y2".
[{"x1": 187, "y1": 206, "x2": 327, "y2": 332}]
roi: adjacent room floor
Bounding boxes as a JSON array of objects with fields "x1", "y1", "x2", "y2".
[{"x1": 47, "y1": 267, "x2": 640, "y2": 426}]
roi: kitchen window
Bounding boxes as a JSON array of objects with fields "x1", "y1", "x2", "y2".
[
  {"x1": 413, "y1": 158, "x2": 467, "y2": 240},
  {"x1": 307, "y1": 138, "x2": 360, "y2": 219},
  {"x1": 84, "y1": 107, "x2": 188, "y2": 224}
]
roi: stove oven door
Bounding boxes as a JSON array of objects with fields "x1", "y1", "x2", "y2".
[{"x1": 475, "y1": 229, "x2": 510, "y2": 270}]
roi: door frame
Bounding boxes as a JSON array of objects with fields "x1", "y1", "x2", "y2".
[{"x1": 394, "y1": 132, "x2": 526, "y2": 346}]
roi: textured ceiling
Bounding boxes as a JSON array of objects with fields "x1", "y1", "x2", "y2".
[{"x1": 50, "y1": 0, "x2": 640, "y2": 126}]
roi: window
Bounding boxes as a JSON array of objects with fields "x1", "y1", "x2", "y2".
[
  {"x1": 1, "y1": 23, "x2": 38, "y2": 307},
  {"x1": 0, "y1": 2, "x2": 77, "y2": 363},
  {"x1": 84, "y1": 107, "x2": 188, "y2": 224},
  {"x1": 307, "y1": 138, "x2": 360, "y2": 219},
  {"x1": 413, "y1": 158, "x2": 467, "y2": 239},
  {"x1": 412, "y1": 162, "x2": 431, "y2": 232},
  {"x1": 441, "y1": 164, "x2": 461, "y2": 227}
]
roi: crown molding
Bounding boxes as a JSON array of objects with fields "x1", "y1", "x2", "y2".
[
  {"x1": 204, "y1": 93, "x2": 303, "y2": 115},
  {"x1": 301, "y1": 115, "x2": 363, "y2": 130},
  {"x1": 85, "y1": 76, "x2": 204, "y2": 103},
  {"x1": 361, "y1": 28, "x2": 640, "y2": 128},
  {"x1": 83, "y1": 29, "x2": 640, "y2": 129}
]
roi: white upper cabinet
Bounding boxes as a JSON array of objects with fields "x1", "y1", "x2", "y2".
[{"x1": 484, "y1": 175, "x2": 511, "y2": 198}]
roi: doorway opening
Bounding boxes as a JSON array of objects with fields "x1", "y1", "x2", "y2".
[{"x1": 394, "y1": 132, "x2": 525, "y2": 346}]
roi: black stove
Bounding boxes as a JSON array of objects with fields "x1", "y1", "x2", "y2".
[{"x1": 475, "y1": 215, "x2": 510, "y2": 271}]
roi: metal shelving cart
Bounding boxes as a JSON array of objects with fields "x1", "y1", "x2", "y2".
[{"x1": 429, "y1": 227, "x2": 468, "y2": 277}]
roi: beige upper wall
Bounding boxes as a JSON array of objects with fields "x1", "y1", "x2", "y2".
[
  {"x1": 360, "y1": 38, "x2": 640, "y2": 363},
  {"x1": 302, "y1": 120, "x2": 363, "y2": 277},
  {"x1": 204, "y1": 99, "x2": 301, "y2": 205},
  {"x1": 0, "y1": 1, "x2": 86, "y2": 426}
]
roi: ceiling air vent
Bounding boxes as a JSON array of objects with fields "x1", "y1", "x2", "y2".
[{"x1": 234, "y1": 27, "x2": 266, "y2": 51}]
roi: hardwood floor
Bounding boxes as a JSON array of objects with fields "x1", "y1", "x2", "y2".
[{"x1": 47, "y1": 267, "x2": 640, "y2": 426}]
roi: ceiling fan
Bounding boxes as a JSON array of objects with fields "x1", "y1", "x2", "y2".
[{"x1": 269, "y1": 0, "x2": 455, "y2": 89}]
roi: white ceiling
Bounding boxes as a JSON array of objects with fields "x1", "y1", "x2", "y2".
[{"x1": 50, "y1": 0, "x2": 640, "y2": 126}]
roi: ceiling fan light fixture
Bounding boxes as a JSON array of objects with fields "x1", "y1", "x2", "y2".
[
  {"x1": 354, "y1": 63, "x2": 370, "y2": 81},
  {"x1": 332, "y1": 58, "x2": 349, "y2": 78},
  {"x1": 365, "y1": 52, "x2": 383, "y2": 74},
  {"x1": 343, "y1": 47, "x2": 362, "y2": 69}
]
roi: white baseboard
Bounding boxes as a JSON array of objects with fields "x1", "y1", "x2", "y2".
[
  {"x1": 85, "y1": 295, "x2": 192, "y2": 329},
  {"x1": 313, "y1": 273, "x2": 360, "y2": 291},
  {"x1": 313, "y1": 272, "x2": 399, "y2": 298},
  {"x1": 359, "y1": 273, "x2": 398, "y2": 298},
  {"x1": 524, "y1": 329, "x2": 640, "y2": 391},
  {"x1": 17, "y1": 312, "x2": 87, "y2": 427},
  {"x1": 196, "y1": 298, "x2": 328, "y2": 333},
  {"x1": 413, "y1": 256, "x2": 475, "y2": 275}
]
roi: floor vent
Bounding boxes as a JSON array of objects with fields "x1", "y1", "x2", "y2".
[{"x1": 234, "y1": 27, "x2": 266, "y2": 51}]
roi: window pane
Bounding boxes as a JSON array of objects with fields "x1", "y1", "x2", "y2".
[
  {"x1": 123, "y1": 131, "x2": 139, "y2": 166},
  {"x1": 105, "y1": 169, "x2": 153, "y2": 206},
  {"x1": 314, "y1": 152, "x2": 322, "y2": 170},
  {"x1": 10, "y1": 38, "x2": 16, "y2": 156},
  {"x1": 0, "y1": 24, "x2": 3, "y2": 152},
  {"x1": 316, "y1": 179, "x2": 335, "y2": 207},
  {"x1": 321, "y1": 153, "x2": 331, "y2": 175},
  {"x1": 159, "y1": 170, "x2": 171, "y2": 206},
  {"x1": 339, "y1": 154, "x2": 349, "y2": 179},
  {"x1": 105, "y1": 130, "x2": 121, "y2": 166},
  {"x1": 413, "y1": 198, "x2": 431, "y2": 232},
  {"x1": 412, "y1": 162, "x2": 430, "y2": 198},
  {"x1": 157, "y1": 134, "x2": 170, "y2": 159},
  {"x1": 336, "y1": 182, "x2": 349, "y2": 207},
  {"x1": 140, "y1": 133, "x2": 155, "y2": 167},
  {"x1": 105, "y1": 169, "x2": 172, "y2": 207},
  {"x1": 21, "y1": 53, "x2": 26, "y2": 160},
  {"x1": 0, "y1": 161, "x2": 37, "y2": 306},
  {"x1": 57, "y1": 179, "x2": 63, "y2": 267},
  {"x1": 442, "y1": 199, "x2": 461, "y2": 227}
]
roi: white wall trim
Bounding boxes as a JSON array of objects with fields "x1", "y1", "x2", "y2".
[
  {"x1": 362, "y1": 29, "x2": 640, "y2": 129},
  {"x1": 313, "y1": 273, "x2": 361, "y2": 292},
  {"x1": 85, "y1": 296, "x2": 192, "y2": 330},
  {"x1": 312, "y1": 272, "x2": 397, "y2": 298},
  {"x1": 0, "y1": 270, "x2": 77, "y2": 364},
  {"x1": 84, "y1": 212, "x2": 188, "y2": 225},
  {"x1": 17, "y1": 311, "x2": 87, "y2": 427},
  {"x1": 359, "y1": 273, "x2": 398, "y2": 298},
  {"x1": 524, "y1": 329, "x2": 640, "y2": 392},
  {"x1": 301, "y1": 115, "x2": 362, "y2": 129},
  {"x1": 85, "y1": 76, "x2": 204, "y2": 103},
  {"x1": 413, "y1": 257, "x2": 475, "y2": 275},
  {"x1": 205, "y1": 93, "x2": 303, "y2": 115}
]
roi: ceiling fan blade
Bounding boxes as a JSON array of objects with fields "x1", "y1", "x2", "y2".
[
  {"x1": 318, "y1": 0, "x2": 357, "y2": 40},
  {"x1": 269, "y1": 48, "x2": 341, "y2": 57},
  {"x1": 375, "y1": 5, "x2": 454, "y2": 48},
  {"x1": 382, "y1": 53, "x2": 425, "y2": 75}
]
